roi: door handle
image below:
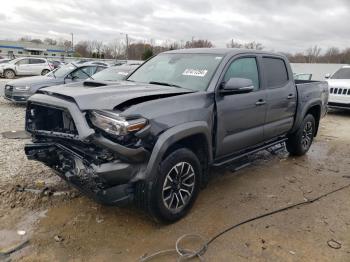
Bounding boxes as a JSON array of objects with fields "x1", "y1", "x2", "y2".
[
  {"x1": 287, "y1": 94, "x2": 295, "y2": 99},
  {"x1": 255, "y1": 99, "x2": 266, "y2": 106}
]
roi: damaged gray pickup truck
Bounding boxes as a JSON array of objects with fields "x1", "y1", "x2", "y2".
[{"x1": 24, "y1": 49, "x2": 328, "y2": 222}]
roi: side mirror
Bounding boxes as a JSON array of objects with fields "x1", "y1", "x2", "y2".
[
  {"x1": 220, "y1": 78, "x2": 254, "y2": 95},
  {"x1": 325, "y1": 73, "x2": 331, "y2": 79}
]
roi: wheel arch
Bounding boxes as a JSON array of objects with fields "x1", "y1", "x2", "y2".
[
  {"x1": 305, "y1": 104, "x2": 321, "y2": 136},
  {"x1": 291, "y1": 100, "x2": 322, "y2": 136},
  {"x1": 142, "y1": 121, "x2": 212, "y2": 185}
]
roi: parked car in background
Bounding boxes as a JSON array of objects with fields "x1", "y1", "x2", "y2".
[
  {"x1": 87, "y1": 64, "x2": 139, "y2": 82},
  {"x1": 50, "y1": 60, "x2": 64, "y2": 69},
  {"x1": 83, "y1": 61, "x2": 110, "y2": 67},
  {"x1": 4, "y1": 63, "x2": 107, "y2": 102},
  {"x1": 0, "y1": 57, "x2": 54, "y2": 79},
  {"x1": 24, "y1": 49, "x2": 328, "y2": 222},
  {"x1": 326, "y1": 66, "x2": 350, "y2": 109},
  {"x1": 294, "y1": 73, "x2": 312, "y2": 81},
  {"x1": 0, "y1": 59, "x2": 12, "y2": 64}
]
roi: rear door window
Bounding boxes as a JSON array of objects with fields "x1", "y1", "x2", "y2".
[
  {"x1": 262, "y1": 57, "x2": 289, "y2": 88},
  {"x1": 29, "y1": 58, "x2": 45, "y2": 64}
]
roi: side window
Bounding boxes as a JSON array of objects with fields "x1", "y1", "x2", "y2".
[
  {"x1": 29, "y1": 59, "x2": 45, "y2": 64},
  {"x1": 262, "y1": 57, "x2": 289, "y2": 88},
  {"x1": 71, "y1": 66, "x2": 96, "y2": 80},
  {"x1": 16, "y1": 59, "x2": 29, "y2": 65},
  {"x1": 95, "y1": 66, "x2": 105, "y2": 73},
  {"x1": 224, "y1": 58, "x2": 259, "y2": 90}
]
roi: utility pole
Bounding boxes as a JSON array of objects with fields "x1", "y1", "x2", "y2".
[
  {"x1": 121, "y1": 33, "x2": 129, "y2": 60},
  {"x1": 71, "y1": 33, "x2": 74, "y2": 54},
  {"x1": 126, "y1": 34, "x2": 129, "y2": 60}
]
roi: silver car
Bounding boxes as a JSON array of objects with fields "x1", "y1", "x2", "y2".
[
  {"x1": 0, "y1": 57, "x2": 54, "y2": 79},
  {"x1": 4, "y1": 63, "x2": 106, "y2": 103}
]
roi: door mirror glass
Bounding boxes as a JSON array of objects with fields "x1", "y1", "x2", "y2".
[{"x1": 220, "y1": 78, "x2": 254, "y2": 95}]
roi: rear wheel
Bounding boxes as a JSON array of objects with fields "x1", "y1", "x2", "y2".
[
  {"x1": 136, "y1": 148, "x2": 201, "y2": 223},
  {"x1": 286, "y1": 114, "x2": 315, "y2": 156},
  {"x1": 41, "y1": 69, "x2": 50, "y2": 75},
  {"x1": 4, "y1": 69, "x2": 15, "y2": 79}
]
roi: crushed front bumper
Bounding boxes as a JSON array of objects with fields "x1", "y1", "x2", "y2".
[{"x1": 24, "y1": 142, "x2": 140, "y2": 206}]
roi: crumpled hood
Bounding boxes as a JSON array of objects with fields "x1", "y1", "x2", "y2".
[
  {"x1": 40, "y1": 81, "x2": 193, "y2": 110},
  {"x1": 327, "y1": 79, "x2": 350, "y2": 88},
  {"x1": 7, "y1": 75, "x2": 64, "y2": 91}
]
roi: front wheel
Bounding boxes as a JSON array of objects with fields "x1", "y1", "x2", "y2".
[
  {"x1": 137, "y1": 148, "x2": 201, "y2": 223},
  {"x1": 4, "y1": 69, "x2": 15, "y2": 79},
  {"x1": 286, "y1": 114, "x2": 315, "y2": 156}
]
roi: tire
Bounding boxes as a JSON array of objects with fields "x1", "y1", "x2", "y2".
[
  {"x1": 4, "y1": 69, "x2": 15, "y2": 79},
  {"x1": 286, "y1": 114, "x2": 315, "y2": 156},
  {"x1": 41, "y1": 69, "x2": 50, "y2": 76},
  {"x1": 136, "y1": 148, "x2": 201, "y2": 223}
]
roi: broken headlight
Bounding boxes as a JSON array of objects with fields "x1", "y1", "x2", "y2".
[{"x1": 90, "y1": 110, "x2": 147, "y2": 136}]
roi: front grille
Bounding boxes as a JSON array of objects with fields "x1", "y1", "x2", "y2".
[
  {"x1": 329, "y1": 87, "x2": 350, "y2": 95},
  {"x1": 26, "y1": 103, "x2": 78, "y2": 138}
]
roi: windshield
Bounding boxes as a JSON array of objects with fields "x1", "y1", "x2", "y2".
[
  {"x1": 127, "y1": 53, "x2": 223, "y2": 91},
  {"x1": 331, "y1": 68, "x2": 350, "y2": 79},
  {"x1": 47, "y1": 64, "x2": 76, "y2": 78},
  {"x1": 92, "y1": 66, "x2": 134, "y2": 81}
]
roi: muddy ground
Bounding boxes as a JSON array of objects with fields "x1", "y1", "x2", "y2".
[{"x1": 0, "y1": 78, "x2": 350, "y2": 261}]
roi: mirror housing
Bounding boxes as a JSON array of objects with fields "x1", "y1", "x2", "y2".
[
  {"x1": 325, "y1": 73, "x2": 331, "y2": 79},
  {"x1": 220, "y1": 78, "x2": 254, "y2": 95}
]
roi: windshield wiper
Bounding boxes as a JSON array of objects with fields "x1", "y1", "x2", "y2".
[{"x1": 149, "y1": 81, "x2": 184, "y2": 89}]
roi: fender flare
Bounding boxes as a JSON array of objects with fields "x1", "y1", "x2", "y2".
[
  {"x1": 291, "y1": 99, "x2": 322, "y2": 134},
  {"x1": 139, "y1": 121, "x2": 212, "y2": 183}
]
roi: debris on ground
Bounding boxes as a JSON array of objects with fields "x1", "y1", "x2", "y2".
[
  {"x1": 54, "y1": 235, "x2": 64, "y2": 242},
  {"x1": 327, "y1": 239, "x2": 342, "y2": 249}
]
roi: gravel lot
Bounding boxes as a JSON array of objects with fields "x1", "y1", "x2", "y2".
[{"x1": 1, "y1": 78, "x2": 350, "y2": 261}]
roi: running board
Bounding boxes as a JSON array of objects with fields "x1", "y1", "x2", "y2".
[{"x1": 212, "y1": 138, "x2": 288, "y2": 167}]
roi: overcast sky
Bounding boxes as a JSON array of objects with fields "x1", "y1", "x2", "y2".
[{"x1": 1, "y1": 0, "x2": 349, "y2": 53}]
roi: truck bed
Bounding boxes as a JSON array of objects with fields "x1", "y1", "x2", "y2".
[{"x1": 291, "y1": 79, "x2": 328, "y2": 134}]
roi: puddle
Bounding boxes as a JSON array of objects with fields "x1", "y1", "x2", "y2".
[{"x1": 0, "y1": 209, "x2": 47, "y2": 258}]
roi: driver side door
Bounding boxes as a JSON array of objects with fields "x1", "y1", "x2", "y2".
[
  {"x1": 215, "y1": 56, "x2": 267, "y2": 157},
  {"x1": 15, "y1": 59, "x2": 30, "y2": 75}
]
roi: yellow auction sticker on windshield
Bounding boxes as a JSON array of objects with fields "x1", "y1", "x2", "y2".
[{"x1": 182, "y1": 69, "x2": 208, "y2": 77}]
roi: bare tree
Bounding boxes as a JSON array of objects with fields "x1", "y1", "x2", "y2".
[
  {"x1": 244, "y1": 41, "x2": 263, "y2": 50},
  {"x1": 75, "y1": 41, "x2": 89, "y2": 57},
  {"x1": 227, "y1": 39, "x2": 263, "y2": 50},
  {"x1": 44, "y1": 38, "x2": 57, "y2": 46},
  {"x1": 87, "y1": 40, "x2": 96, "y2": 57},
  {"x1": 94, "y1": 41, "x2": 103, "y2": 58},
  {"x1": 109, "y1": 39, "x2": 125, "y2": 59},
  {"x1": 101, "y1": 44, "x2": 113, "y2": 59},
  {"x1": 184, "y1": 39, "x2": 213, "y2": 48},
  {"x1": 226, "y1": 39, "x2": 243, "y2": 48},
  {"x1": 305, "y1": 45, "x2": 322, "y2": 63},
  {"x1": 323, "y1": 47, "x2": 340, "y2": 63}
]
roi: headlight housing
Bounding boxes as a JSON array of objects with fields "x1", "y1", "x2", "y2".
[
  {"x1": 90, "y1": 110, "x2": 147, "y2": 136},
  {"x1": 14, "y1": 86, "x2": 30, "y2": 91}
]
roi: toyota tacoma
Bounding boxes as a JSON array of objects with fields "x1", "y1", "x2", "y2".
[{"x1": 24, "y1": 49, "x2": 328, "y2": 223}]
